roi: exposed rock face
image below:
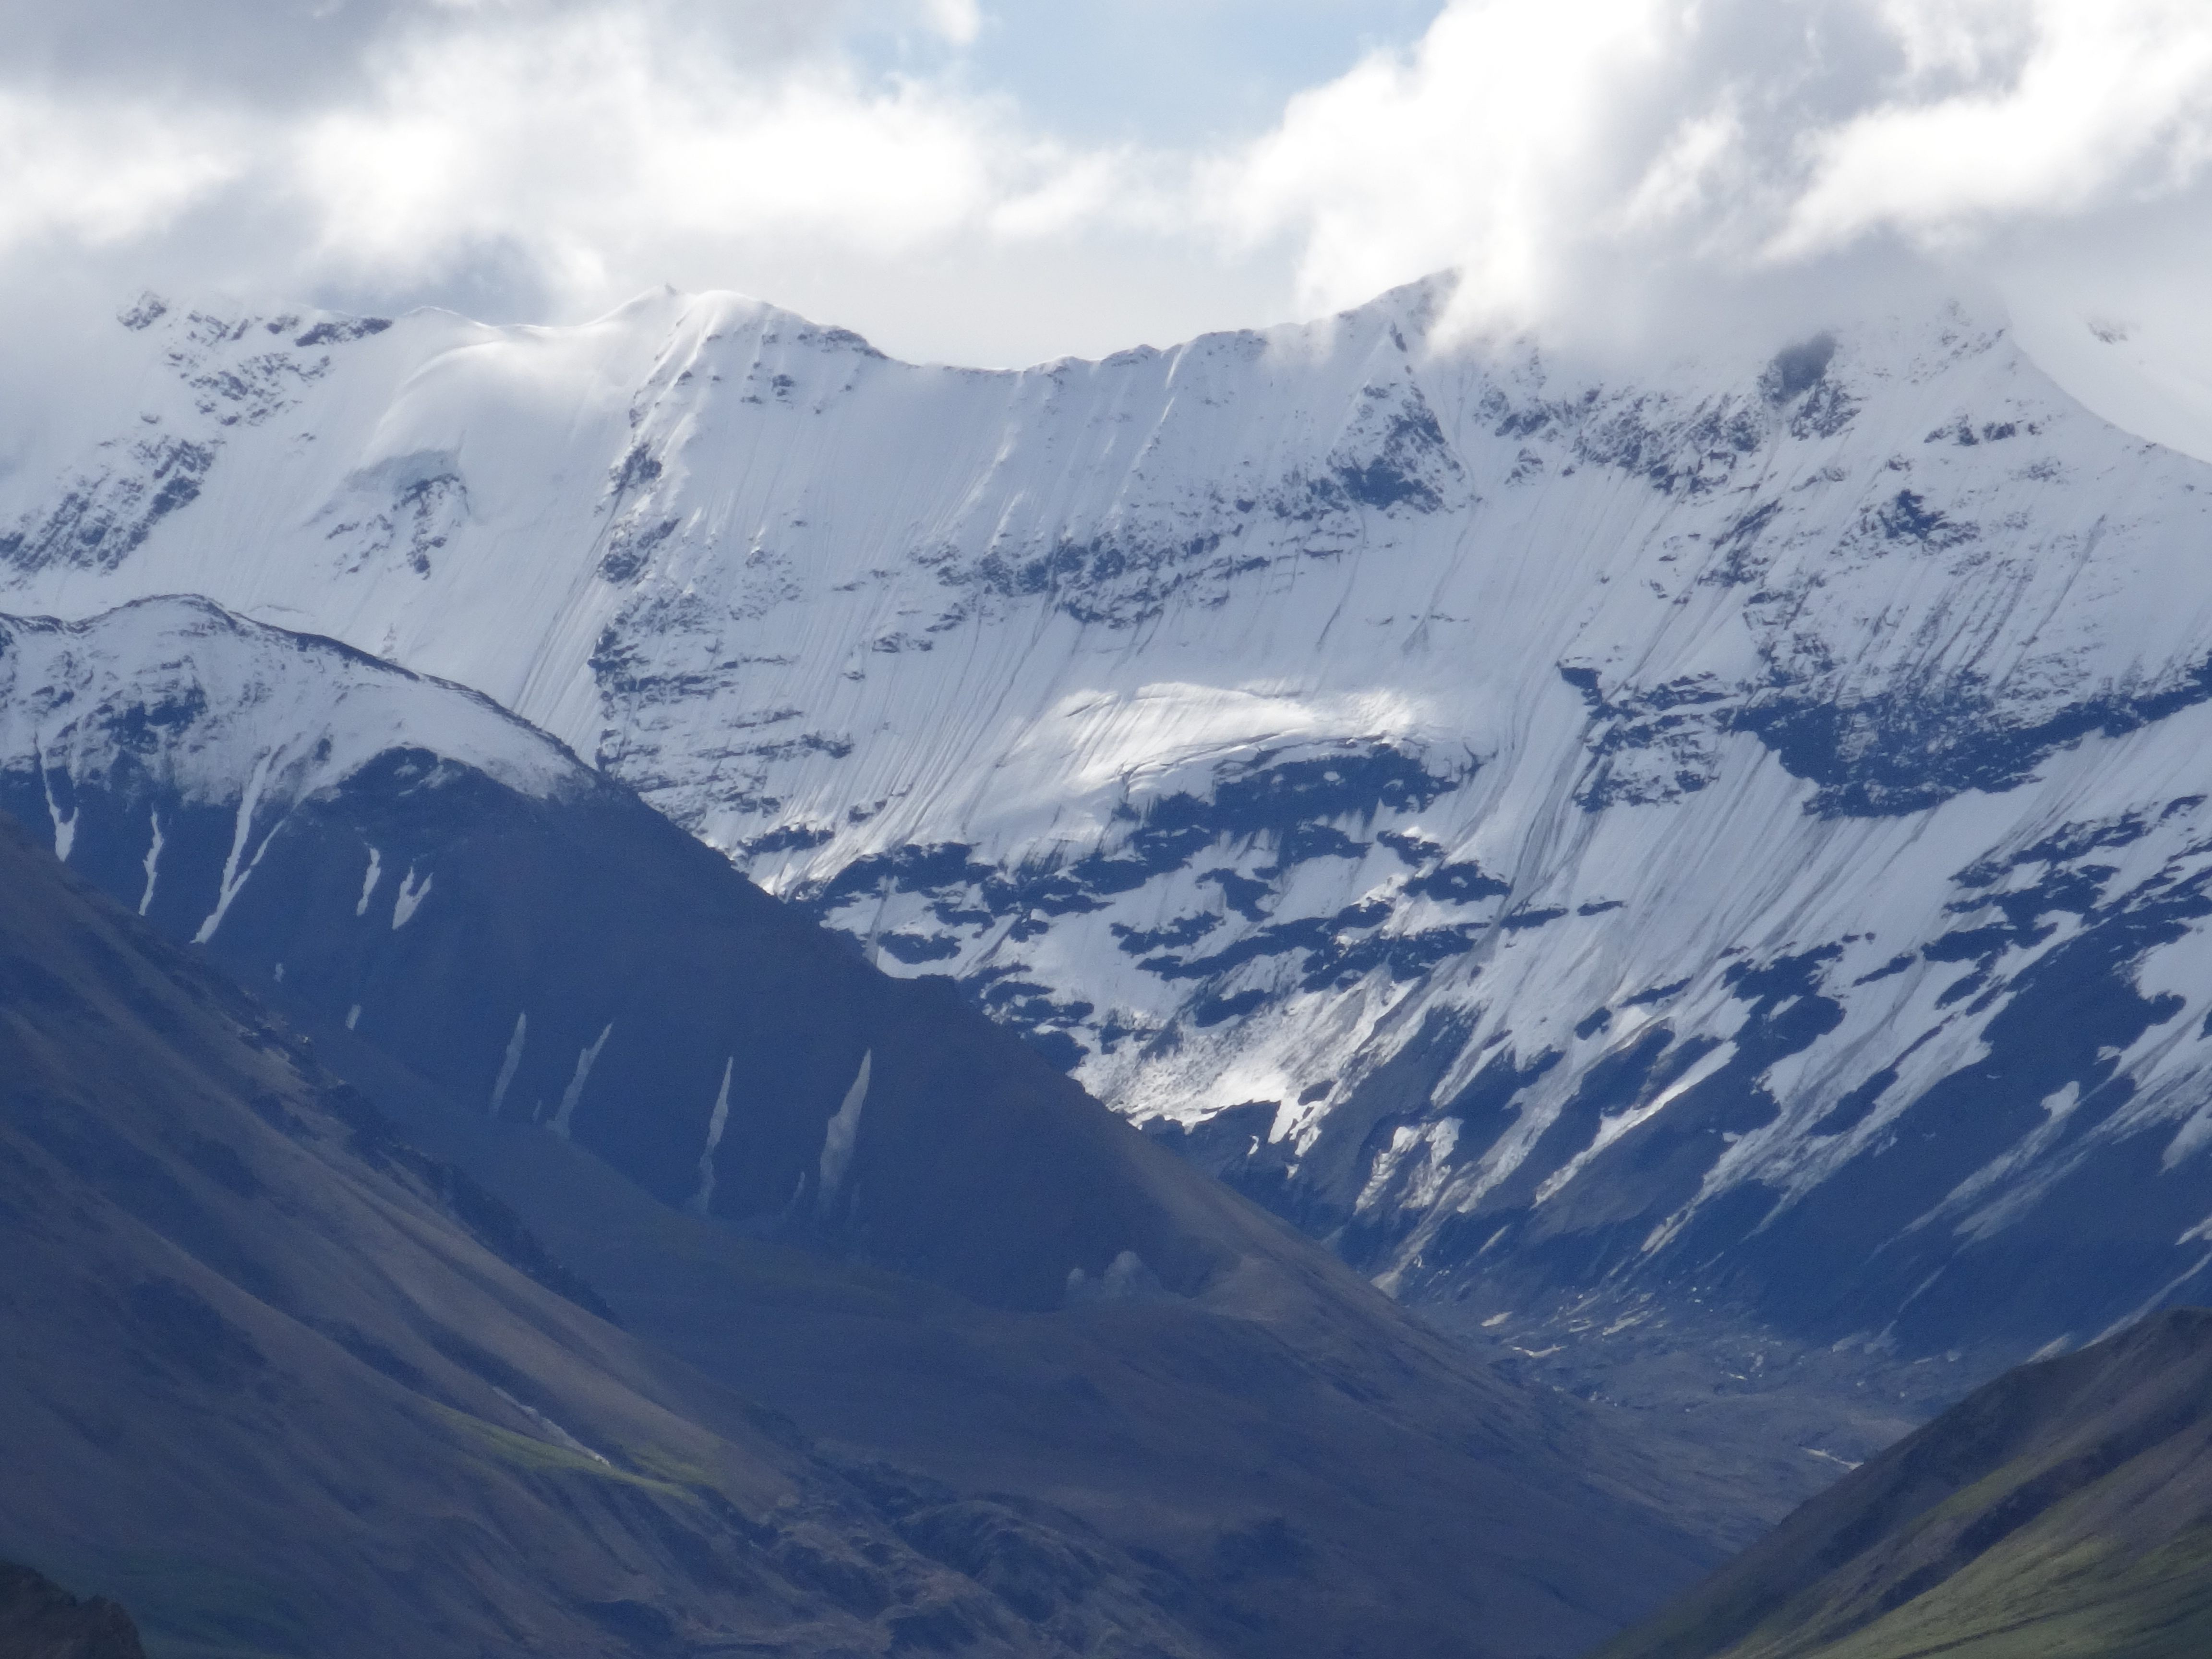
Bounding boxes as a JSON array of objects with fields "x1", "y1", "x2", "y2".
[{"x1": 0, "y1": 1564, "x2": 146, "y2": 1659}]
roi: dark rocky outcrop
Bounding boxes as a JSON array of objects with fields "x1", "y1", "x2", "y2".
[{"x1": 0, "y1": 1563, "x2": 145, "y2": 1659}]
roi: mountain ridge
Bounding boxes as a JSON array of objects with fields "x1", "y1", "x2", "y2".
[{"x1": 9, "y1": 280, "x2": 2212, "y2": 1387}]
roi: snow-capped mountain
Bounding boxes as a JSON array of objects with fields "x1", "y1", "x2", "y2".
[{"x1": 9, "y1": 282, "x2": 2212, "y2": 1367}]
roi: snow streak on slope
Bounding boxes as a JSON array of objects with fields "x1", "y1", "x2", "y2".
[{"x1": 11, "y1": 286, "x2": 2212, "y2": 1359}]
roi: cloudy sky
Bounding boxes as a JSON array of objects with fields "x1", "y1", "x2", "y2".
[{"x1": 7, "y1": 0, "x2": 2212, "y2": 412}]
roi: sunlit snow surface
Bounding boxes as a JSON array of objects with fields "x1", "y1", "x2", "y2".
[{"x1": 12, "y1": 283, "x2": 2212, "y2": 1351}]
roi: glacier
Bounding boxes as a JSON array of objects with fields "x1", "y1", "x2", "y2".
[{"x1": 10, "y1": 281, "x2": 2212, "y2": 1370}]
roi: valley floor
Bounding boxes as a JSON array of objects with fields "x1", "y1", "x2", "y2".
[{"x1": 1425, "y1": 1294, "x2": 1983, "y2": 1550}]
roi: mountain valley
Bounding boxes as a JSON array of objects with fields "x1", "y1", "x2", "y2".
[
  {"x1": 0, "y1": 603, "x2": 1722, "y2": 1656},
  {"x1": 10, "y1": 272, "x2": 2212, "y2": 1651}
]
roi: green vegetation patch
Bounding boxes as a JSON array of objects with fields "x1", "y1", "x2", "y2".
[
  {"x1": 428, "y1": 1402, "x2": 693, "y2": 1499},
  {"x1": 1801, "y1": 1522, "x2": 2212, "y2": 1659}
]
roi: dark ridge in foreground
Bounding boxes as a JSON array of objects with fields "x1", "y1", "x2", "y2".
[
  {"x1": 0, "y1": 1562, "x2": 146, "y2": 1659},
  {"x1": 1597, "y1": 1308, "x2": 2212, "y2": 1659},
  {"x1": 0, "y1": 757, "x2": 1715, "y2": 1655},
  {"x1": 0, "y1": 809, "x2": 1124, "y2": 1658}
]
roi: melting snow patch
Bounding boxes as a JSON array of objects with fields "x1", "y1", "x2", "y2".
[
  {"x1": 490, "y1": 1387, "x2": 610, "y2": 1467},
  {"x1": 391, "y1": 865, "x2": 432, "y2": 929},
  {"x1": 138, "y1": 809, "x2": 163, "y2": 914},
  {"x1": 32, "y1": 744, "x2": 77, "y2": 864},
  {"x1": 816, "y1": 1050, "x2": 871, "y2": 1213},
  {"x1": 345, "y1": 1004, "x2": 361, "y2": 1030},
  {"x1": 356, "y1": 846, "x2": 382, "y2": 916},
  {"x1": 489, "y1": 1012, "x2": 528, "y2": 1117},
  {"x1": 550, "y1": 1024, "x2": 614, "y2": 1139},
  {"x1": 193, "y1": 756, "x2": 278, "y2": 945},
  {"x1": 688, "y1": 1058, "x2": 734, "y2": 1215},
  {"x1": 44, "y1": 781, "x2": 75, "y2": 861}
]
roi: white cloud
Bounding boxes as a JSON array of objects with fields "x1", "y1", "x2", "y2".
[
  {"x1": 1777, "y1": 2, "x2": 2212, "y2": 253},
  {"x1": 922, "y1": 0, "x2": 983, "y2": 48},
  {"x1": 1216, "y1": 0, "x2": 2212, "y2": 346},
  {"x1": 0, "y1": 0, "x2": 1208, "y2": 361},
  {"x1": 0, "y1": 89, "x2": 243, "y2": 252},
  {"x1": 294, "y1": 13, "x2": 1023, "y2": 276},
  {"x1": 1215, "y1": 0, "x2": 1695, "y2": 325},
  {"x1": 2, "y1": 0, "x2": 2212, "y2": 371}
]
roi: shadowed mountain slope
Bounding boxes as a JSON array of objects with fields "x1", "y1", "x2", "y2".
[
  {"x1": 0, "y1": 594, "x2": 1400, "y2": 1314},
  {"x1": 1596, "y1": 1308, "x2": 2212, "y2": 1659},
  {"x1": 0, "y1": 809, "x2": 1244, "y2": 1659},
  {"x1": 322, "y1": 1015, "x2": 1731, "y2": 1659},
  {"x1": 0, "y1": 603, "x2": 1722, "y2": 1658}
]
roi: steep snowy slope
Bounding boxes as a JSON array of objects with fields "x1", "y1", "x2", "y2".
[{"x1": 10, "y1": 286, "x2": 2212, "y2": 1373}]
